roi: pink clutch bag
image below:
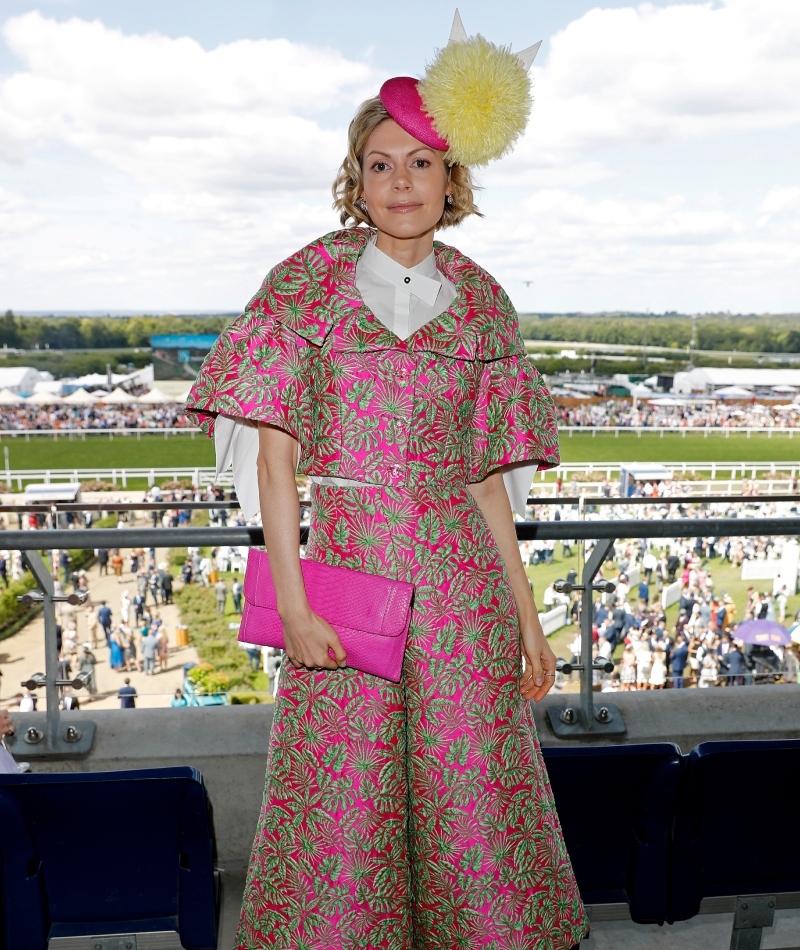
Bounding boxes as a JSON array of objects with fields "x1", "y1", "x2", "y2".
[{"x1": 239, "y1": 549, "x2": 414, "y2": 683}]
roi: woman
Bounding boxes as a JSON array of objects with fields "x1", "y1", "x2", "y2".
[
  {"x1": 187, "y1": 18, "x2": 586, "y2": 950},
  {"x1": 121, "y1": 625, "x2": 138, "y2": 673},
  {"x1": 157, "y1": 627, "x2": 170, "y2": 673},
  {"x1": 108, "y1": 627, "x2": 125, "y2": 672}
]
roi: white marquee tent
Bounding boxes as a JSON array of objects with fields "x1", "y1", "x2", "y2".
[
  {"x1": 26, "y1": 390, "x2": 62, "y2": 405},
  {"x1": 62, "y1": 387, "x2": 99, "y2": 406},
  {"x1": 102, "y1": 387, "x2": 139, "y2": 405},
  {"x1": 0, "y1": 388, "x2": 24, "y2": 405}
]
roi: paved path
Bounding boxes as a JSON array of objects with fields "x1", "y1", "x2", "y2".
[{"x1": 0, "y1": 520, "x2": 199, "y2": 711}]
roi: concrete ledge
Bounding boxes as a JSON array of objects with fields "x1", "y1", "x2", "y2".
[{"x1": 536, "y1": 683, "x2": 800, "y2": 750}]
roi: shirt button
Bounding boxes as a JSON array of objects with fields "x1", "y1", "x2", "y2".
[
  {"x1": 390, "y1": 464, "x2": 403, "y2": 478},
  {"x1": 403, "y1": 276, "x2": 411, "y2": 284}
]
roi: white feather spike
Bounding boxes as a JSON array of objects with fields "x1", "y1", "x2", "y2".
[
  {"x1": 448, "y1": 9, "x2": 468, "y2": 45},
  {"x1": 516, "y1": 40, "x2": 542, "y2": 72}
]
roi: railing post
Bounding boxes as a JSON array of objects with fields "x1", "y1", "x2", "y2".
[
  {"x1": 23, "y1": 552, "x2": 59, "y2": 751},
  {"x1": 579, "y1": 538, "x2": 613, "y2": 727}
]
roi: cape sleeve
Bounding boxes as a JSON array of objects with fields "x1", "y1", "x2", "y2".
[
  {"x1": 468, "y1": 354, "x2": 560, "y2": 510},
  {"x1": 185, "y1": 299, "x2": 316, "y2": 520},
  {"x1": 184, "y1": 308, "x2": 313, "y2": 443}
]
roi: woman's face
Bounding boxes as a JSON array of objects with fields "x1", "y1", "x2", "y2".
[{"x1": 361, "y1": 119, "x2": 450, "y2": 241}]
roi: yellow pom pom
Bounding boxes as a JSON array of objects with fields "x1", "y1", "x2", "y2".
[{"x1": 419, "y1": 35, "x2": 532, "y2": 167}]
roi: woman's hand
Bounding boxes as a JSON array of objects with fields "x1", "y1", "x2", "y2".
[
  {"x1": 281, "y1": 608, "x2": 347, "y2": 671},
  {"x1": 519, "y1": 619, "x2": 557, "y2": 702},
  {"x1": 0, "y1": 709, "x2": 15, "y2": 738}
]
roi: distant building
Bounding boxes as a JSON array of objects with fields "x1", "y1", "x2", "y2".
[
  {"x1": 674, "y1": 367, "x2": 800, "y2": 395},
  {"x1": 151, "y1": 335, "x2": 218, "y2": 381},
  {"x1": 0, "y1": 366, "x2": 51, "y2": 396}
]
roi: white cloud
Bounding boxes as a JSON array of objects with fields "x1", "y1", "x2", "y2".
[
  {"x1": 454, "y1": 185, "x2": 799, "y2": 311},
  {"x1": 0, "y1": 186, "x2": 41, "y2": 238},
  {"x1": 500, "y1": 0, "x2": 800, "y2": 176},
  {"x1": 757, "y1": 185, "x2": 800, "y2": 228},
  {"x1": 0, "y1": 4, "x2": 798, "y2": 311},
  {"x1": 0, "y1": 12, "x2": 383, "y2": 190}
]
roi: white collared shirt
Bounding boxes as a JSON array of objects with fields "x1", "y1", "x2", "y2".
[{"x1": 355, "y1": 237, "x2": 457, "y2": 340}]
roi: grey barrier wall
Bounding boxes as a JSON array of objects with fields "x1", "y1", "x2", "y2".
[{"x1": 12, "y1": 685, "x2": 800, "y2": 868}]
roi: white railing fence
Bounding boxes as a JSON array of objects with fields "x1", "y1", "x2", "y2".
[{"x1": 0, "y1": 425, "x2": 798, "y2": 441}]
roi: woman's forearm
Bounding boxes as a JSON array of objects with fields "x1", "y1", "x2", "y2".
[
  {"x1": 467, "y1": 470, "x2": 539, "y2": 628},
  {"x1": 256, "y1": 423, "x2": 310, "y2": 622}
]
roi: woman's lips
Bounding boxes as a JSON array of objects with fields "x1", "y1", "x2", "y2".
[{"x1": 387, "y1": 203, "x2": 422, "y2": 213}]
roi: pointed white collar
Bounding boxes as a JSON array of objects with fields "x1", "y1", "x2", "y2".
[{"x1": 359, "y1": 239, "x2": 442, "y2": 307}]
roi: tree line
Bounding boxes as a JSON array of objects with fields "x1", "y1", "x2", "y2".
[
  {"x1": 517, "y1": 313, "x2": 800, "y2": 353},
  {"x1": 0, "y1": 311, "x2": 232, "y2": 351},
  {"x1": 2, "y1": 309, "x2": 798, "y2": 354}
]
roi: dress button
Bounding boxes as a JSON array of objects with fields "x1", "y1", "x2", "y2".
[{"x1": 403, "y1": 276, "x2": 411, "y2": 284}]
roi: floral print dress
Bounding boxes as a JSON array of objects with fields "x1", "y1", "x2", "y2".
[{"x1": 187, "y1": 228, "x2": 587, "y2": 949}]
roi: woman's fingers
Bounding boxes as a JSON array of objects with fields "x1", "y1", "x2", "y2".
[
  {"x1": 520, "y1": 639, "x2": 558, "y2": 702},
  {"x1": 536, "y1": 646, "x2": 557, "y2": 700},
  {"x1": 327, "y1": 633, "x2": 348, "y2": 669},
  {"x1": 283, "y1": 614, "x2": 346, "y2": 671}
]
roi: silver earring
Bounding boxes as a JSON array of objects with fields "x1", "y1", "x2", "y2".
[
  {"x1": 359, "y1": 198, "x2": 368, "y2": 213},
  {"x1": 446, "y1": 194, "x2": 454, "y2": 205}
]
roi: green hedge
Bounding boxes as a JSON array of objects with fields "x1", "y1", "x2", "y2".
[
  {"x1": 0, "y1": 571, "x2": 40, "y2": 641},
  {"x1": 174, "y1": 583, "x2": 257, "y2": 691},
  {"x1": 230, "y1": 691, "x2": 274, "y2": 705},
  {"x1": 0, "y1": 545, "x2": 99, "y2": 643}
]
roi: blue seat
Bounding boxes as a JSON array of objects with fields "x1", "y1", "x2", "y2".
[
  {"x1": 0, "y1": 766, "x2": 218, "y2": 950},
  {"x1": 543, "y1": 742, "x2": 683, "y2": 923},
  {"x1": 670, "y1": 738, "x2": 800, "y2": 922}
]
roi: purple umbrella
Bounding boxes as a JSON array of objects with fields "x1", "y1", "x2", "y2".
[{"x1": 733, "y1": 620, "x2": 791, "y2": 647}]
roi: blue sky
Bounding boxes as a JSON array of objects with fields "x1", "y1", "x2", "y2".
[{"x1": 0, "y1": 0, "x2": 798, "y2": 313}]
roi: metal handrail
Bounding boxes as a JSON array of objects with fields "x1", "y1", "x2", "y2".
[
  {"x1": 0, "y1": 493, "x2": 796, "y2": 515},
  {"x1": 4, "y1": 516, "x2": 800, "y2": 551}
]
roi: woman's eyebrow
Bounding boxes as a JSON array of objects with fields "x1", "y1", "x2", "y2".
[{"x1": 364, "y1": 147, "x2": 435, "y2": 161}]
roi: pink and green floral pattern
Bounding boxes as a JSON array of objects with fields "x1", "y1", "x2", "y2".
[
  {"x1": 186, "y1": 228, "x2": 560, "y2": 486},
  {"x1": 186, "y1": 229, "x2": 586, "y2": 949}
]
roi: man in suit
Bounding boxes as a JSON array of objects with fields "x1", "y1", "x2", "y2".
[
  {"x1": 670, "y1": 635, "x2": 689, "y2": 688},
  {"x1": 96, "y1": 602, "x2": 113, "y2": 647},
  {"x1": 720, "y1": 642, "x2": 747, "y2": 686},
  {"x1": 118, "y1": 678, "x2": 137, "y2": 709}
]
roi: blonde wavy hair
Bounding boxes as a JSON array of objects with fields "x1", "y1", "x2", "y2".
[{"x1": 332, "y1": 96, "x2": 481, "y2": 229}]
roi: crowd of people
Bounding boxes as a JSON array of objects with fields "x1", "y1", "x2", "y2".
[
  {"x1": 0, "y1": 404, "x2": 193, "y2": 431},
  {"x1": 557, "y1": 400, "x2": 800, "y2": 429},
  {"x1": 525, "y1": 501, "x2": 800, "y2": 691},
  {"x1": 0, "y1": 397, "x2": 799, "y2": 434}
]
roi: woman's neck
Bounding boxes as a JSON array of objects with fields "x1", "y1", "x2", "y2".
[{"x1": 374, "y1": 228, "x2": 435, "y2": 269}]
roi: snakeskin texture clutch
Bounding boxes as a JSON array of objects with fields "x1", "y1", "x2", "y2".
[{"x1": 239, "y1": 549, "x2": 414, "y2": 683}]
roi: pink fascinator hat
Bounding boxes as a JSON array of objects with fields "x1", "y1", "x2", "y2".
[{"x1": 379, "y1": 9, "x2": 541, "y2": 167}]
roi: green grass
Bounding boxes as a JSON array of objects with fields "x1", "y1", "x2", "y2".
[
  {"x1": 0, "y1": 430, "x2": 797, "y2": 480},
  {"x1": 559, "y1": 430, "x2": 800, "y2": 464},
  {"x1": 0, "y1": 431, "x2": 214, "y2": 474}
]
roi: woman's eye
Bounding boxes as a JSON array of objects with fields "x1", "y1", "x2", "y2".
[
  {"x1": 413, "y1": 159, "x2": 430, "y2": 168},
  {"x1": 372, "y1": 162, "x2": 388, "y2": 172}
]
